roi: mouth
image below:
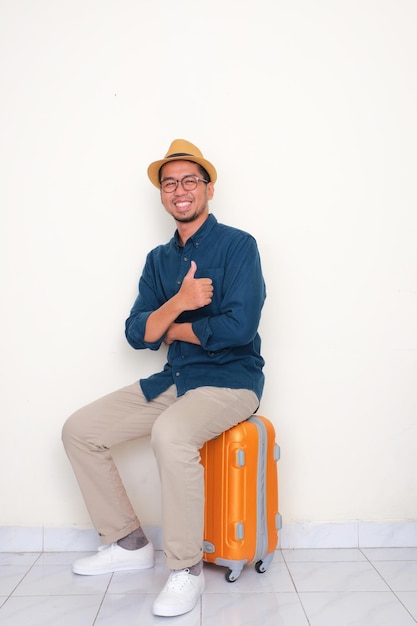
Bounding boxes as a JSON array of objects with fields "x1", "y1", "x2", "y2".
[{"x1": 173, "y1": 200, "x2": 192, "y2": 212}]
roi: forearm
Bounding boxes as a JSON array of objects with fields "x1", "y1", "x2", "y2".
[
  {"x1": 164, "y1": 322, "x2": 201, "y2": 346},
  {"x1": 144, "y1": 294, "x2": 184, "y2": 343}
]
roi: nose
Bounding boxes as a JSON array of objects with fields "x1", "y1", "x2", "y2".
[{"x1": 173, "y1": 182, "x2": 187, "y2": 196}]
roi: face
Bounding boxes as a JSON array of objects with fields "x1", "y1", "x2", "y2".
[{"x1": 159, "y1": 160, "x2": 214, "y2": 225}]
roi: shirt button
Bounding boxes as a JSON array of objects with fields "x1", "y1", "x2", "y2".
[
  {"x1": 175, "y1": 372, "x2": 180, "y2": 377},
  {"x1": 184, "y1": 257, "x2": 188, "y2": 261}
]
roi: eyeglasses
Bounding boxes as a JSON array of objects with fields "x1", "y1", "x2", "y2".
[{"x1": 160, "y1": 175, "x2": 209, "y2": 193}]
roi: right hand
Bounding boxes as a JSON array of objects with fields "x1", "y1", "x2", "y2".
[{"x1": 178, "y1": 261, "x2": 213, "y2": 310}]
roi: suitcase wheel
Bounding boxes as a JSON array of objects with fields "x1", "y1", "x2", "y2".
[
  {"x1": 255, "y1": 551, "x2": 274, "y2": 574},
  {"x1": 255, "y1": 559, "x2": 268, "y2": 574},
  {"x1": 225, "y1": 568, "x2": 241, "y2": 582},
  {"x1": 225, "y1": 560, "x2": 269, "y2": 582}
]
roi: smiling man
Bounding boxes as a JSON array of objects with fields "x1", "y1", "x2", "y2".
[{"x1": 62, "y1": 139, "x2": 266, "y2": 617}]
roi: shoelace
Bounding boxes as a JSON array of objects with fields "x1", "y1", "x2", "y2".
[{"x1": 166, "y1": 569, "x2": 192, "y2": 591}]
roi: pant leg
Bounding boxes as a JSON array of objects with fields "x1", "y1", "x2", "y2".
[
  {"x1": 62, "y1": 383, "x2": 177, "y2": 544},
  {"x1": 150, "y1": 386, "x2": 259, "y2": 570}
]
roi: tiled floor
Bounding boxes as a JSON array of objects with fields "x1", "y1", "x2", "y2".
[{"x1": 1, "y1": 548, "x2": 417, "y2": 625}]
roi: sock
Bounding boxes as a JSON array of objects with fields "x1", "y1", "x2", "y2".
[
  {"x1": 117, "y1": 527, "x2": 149, "y2": 551},
  {"x1": 188, "y1": 560, "x2": 203, "y2": 576}
]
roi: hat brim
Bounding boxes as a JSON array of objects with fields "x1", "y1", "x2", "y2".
[{"x1": 147, "y1": 155, "x2": 217, "y2": 188}]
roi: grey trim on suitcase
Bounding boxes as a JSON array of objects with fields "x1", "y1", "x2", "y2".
[{"x1": 250, "y1": 415, "x2": 269, "y2": 562}]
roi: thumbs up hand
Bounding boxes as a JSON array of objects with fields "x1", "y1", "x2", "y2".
[
  {"x1": 184, "y1": 260, "x2": 198, "y2": 280},
  {"x1": 179, "y1": 261, "x2": 213, "y2": 310}
]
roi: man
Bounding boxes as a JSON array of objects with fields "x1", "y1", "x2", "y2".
[{"x1": 62, "y1": 139, "x2": 266, "y2": 617}]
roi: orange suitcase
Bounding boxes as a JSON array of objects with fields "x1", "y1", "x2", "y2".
[{"x1": 200, "y1": 415, "x2": 281, "y2": 582}]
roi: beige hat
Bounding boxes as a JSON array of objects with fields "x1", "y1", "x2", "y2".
[{"x1": 147, "y1": 138, "x2": 217, "y2": 188}]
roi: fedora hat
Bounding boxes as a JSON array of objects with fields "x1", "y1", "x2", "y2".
[{"x1": 147, "y1": 139, "x2": 217, "y2": 188}]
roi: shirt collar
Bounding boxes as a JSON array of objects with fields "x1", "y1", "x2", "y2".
[{"x1": 173, "y1": 213, "x2": 217, "y2": 249}]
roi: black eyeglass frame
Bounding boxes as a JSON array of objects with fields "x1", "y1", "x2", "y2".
[{"x1": 160, "y1": 175, "x2": 209, "y2": 193}]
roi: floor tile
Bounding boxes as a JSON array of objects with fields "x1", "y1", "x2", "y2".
[
  {"x1": 12, "y1": 564, "x2": 111, "y2": 596},
  {"x1": 3, "y1": 548, "x2": 417, "y2": 625},
  {"x1": 202, "y1": 592, "x2": 309, "y2": 626},
  {"x1": 371, "y1": 561, "x2": 417, "y2": 591},
  {"x1": 397, "y1": 591, "x2": 417, "y2": 620},
  {"x1": 286, "y1": 561, "x2": 390, "y2": 592},
  {"x1": 283, "y1": 548, "x2": 367, "y2": 563},
  {"x1": 0, "y1": 595, "x2": 103, "y2": 626},
  {"x1": 300, "y1": 591, "x2": 417, "y2": 626},
  {"x1": 0, "y1": 566, "x2": 32, "y2": 596},
  {"x1": 0, "y1": 596, "x2": 101, "y2": 626}
]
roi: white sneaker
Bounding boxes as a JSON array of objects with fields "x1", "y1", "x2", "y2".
[
  {"x1": 72, "y1": 541, "x2": 154, "y2": 575},
  {"x1": 152, "y1": 568, "x2": 205, "y2": 617}
]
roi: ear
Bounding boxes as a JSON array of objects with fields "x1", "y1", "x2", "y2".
[{"x1": 207, "y1": 182, "x2": 215, "y2": 200}]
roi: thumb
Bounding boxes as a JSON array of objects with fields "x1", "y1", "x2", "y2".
[{"x1": 185, "y1": 260, "x2": 197, "y2": 279}]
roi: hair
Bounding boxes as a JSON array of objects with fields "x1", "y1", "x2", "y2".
[
  {"x1": 197, "y1": 164, "x2": 211, "y2": 182},
  {"x1": 158, "y1": 162, "x2": 211, "y2": 184}
]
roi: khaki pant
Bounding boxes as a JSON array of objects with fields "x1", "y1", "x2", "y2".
[{"x1": 62, "y1": 383, "x2": 258, "y2": 570}]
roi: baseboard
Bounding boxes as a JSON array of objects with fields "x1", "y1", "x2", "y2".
[
  {"x1": 0, "y1": 525, "x2": 163, "y2": 552},
  {"x1": 1, "y1": 521, "x2": 416, "y2": 552},
  {"x1": 279, "y1": 520, "x2": 417, "y2": 549}
]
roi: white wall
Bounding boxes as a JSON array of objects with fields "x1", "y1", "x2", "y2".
[{"x1": 1, "y1": 0, "x2": 416, "y2": 535}]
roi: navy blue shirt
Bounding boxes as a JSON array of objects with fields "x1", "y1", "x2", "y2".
[{"x1": 125, "y1": 214, "x2": 266, "y2": 402}]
